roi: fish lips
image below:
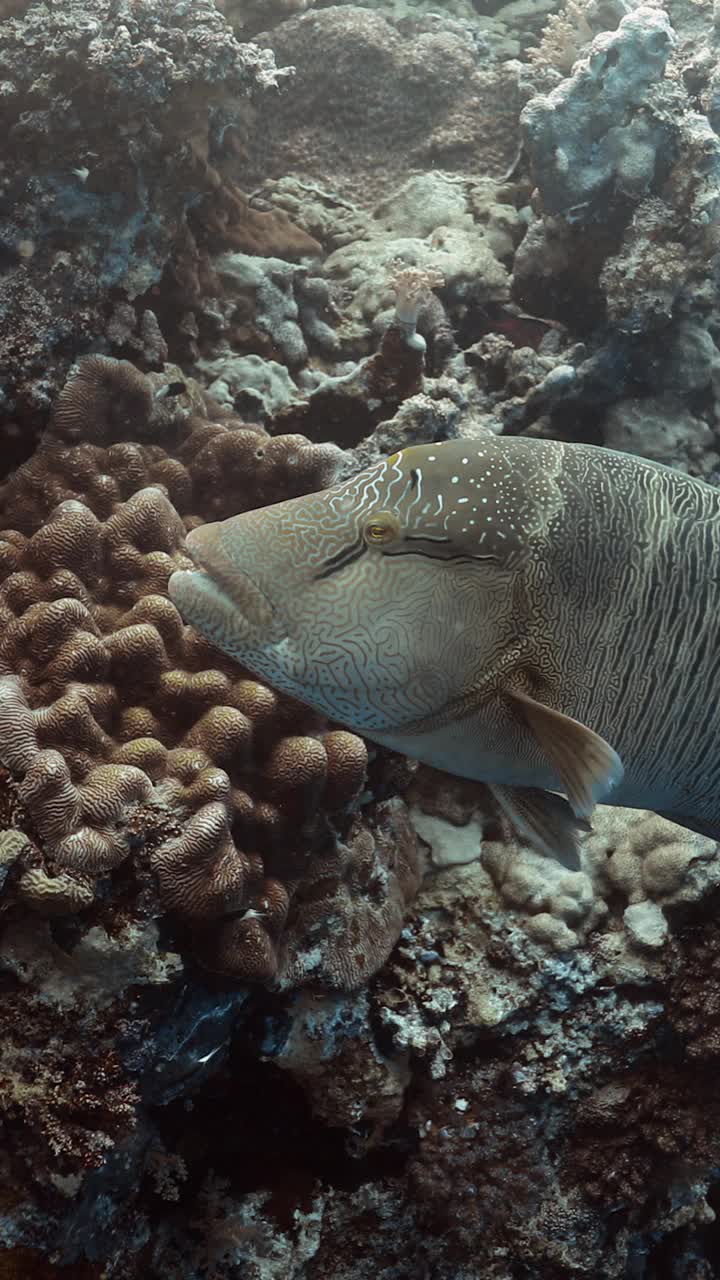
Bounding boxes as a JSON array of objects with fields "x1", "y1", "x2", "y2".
[{"x1": 168, "y1": 522, "x2": 279, "y2": 646}]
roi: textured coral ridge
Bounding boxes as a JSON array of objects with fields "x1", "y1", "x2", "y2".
[{"x1": 0, "y1": 355, "x2": 420, "y2": 985}]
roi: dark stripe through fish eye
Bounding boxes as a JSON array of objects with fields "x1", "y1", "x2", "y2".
[{"x1": 314, "y1": 538, "x2": 366, "y2": 579}]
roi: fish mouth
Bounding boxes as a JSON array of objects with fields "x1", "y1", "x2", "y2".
[{"x1": 168, "y1": 523, "x2": 277, "y2": 640}]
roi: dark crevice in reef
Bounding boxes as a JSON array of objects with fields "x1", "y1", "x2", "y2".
[
  {"x1": 149, "y1": 1045, "x2": 413, "y2": 1204},
  {"x1": 471, "y1": 0, "x2": 514, "y2": 15},
  {"x1": 276, "y1": 387, "x2": 388, "y2": 450},
  {"x1": 665, "y1": 881, "x2": 720, "y2": 934},
  {"x1": 645, "y1": 1184, "x2": 720, "y2": 1278},
  {"x1": 0, "y1": 406, "x2": 44, "y2": 482}
]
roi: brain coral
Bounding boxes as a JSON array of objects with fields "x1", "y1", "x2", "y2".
[{"x1": 0, "y1": 356, "x2": 421, "y2": 986}]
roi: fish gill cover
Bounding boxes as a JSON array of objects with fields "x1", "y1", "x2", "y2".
[{"x1": 1, "y1": 0, "x2": 720, "y2": 1276}]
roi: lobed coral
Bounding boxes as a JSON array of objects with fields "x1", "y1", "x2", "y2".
[{"x1": 0, "y1": 355, "x2": 421, "y2": 986}]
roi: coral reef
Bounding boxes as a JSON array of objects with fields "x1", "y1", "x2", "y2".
[
  {"x1": 0, "y1": 0, "x2": 288, "y2": 440},
  {"x1": 4, "y1": 0, "x2": 720, "y2": 1273}
]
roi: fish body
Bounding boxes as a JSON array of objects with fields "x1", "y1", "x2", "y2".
[{"x1": 168, "y1": 436, "x2": 720, "y2": 862}]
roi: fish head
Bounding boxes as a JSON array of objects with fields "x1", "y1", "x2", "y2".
[{"x1": 168, "y1": 440, "x2": 547, "y2": 731}]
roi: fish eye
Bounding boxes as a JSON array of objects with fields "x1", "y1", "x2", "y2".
[{"x1": 363, "y1": 512, "x2": 400, "y2": 546}]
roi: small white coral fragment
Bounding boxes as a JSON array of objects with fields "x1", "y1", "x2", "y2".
[
  {"x1": 623, "y1": 901, "x2": 668, "y2": 951},
  {"x1": 410, "y1": 808, "x2": 485, "y2": 868}
]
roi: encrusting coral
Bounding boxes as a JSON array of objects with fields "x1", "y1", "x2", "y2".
[{"x1": 0, "y1": 355, "x2": 420, "y2": 985}]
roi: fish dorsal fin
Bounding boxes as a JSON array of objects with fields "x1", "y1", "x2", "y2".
[
  {"x1": 506, "y1": 688, "x2": 623, "y2": 818},
  {"x1": 488, "y1": 783, "x2": 589, "y2": 869}
]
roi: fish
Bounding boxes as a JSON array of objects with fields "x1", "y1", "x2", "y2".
[{"x1": 168, "y1": 435, "x2": 720, "y2": 868}]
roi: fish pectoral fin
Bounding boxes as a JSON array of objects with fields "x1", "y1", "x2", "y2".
[
  {"x1": 505, "y1": 688, "x2": 623, "y2": 819},
  {"x1": 488, "y1": 783, "x2": 589, "y2": 870}
]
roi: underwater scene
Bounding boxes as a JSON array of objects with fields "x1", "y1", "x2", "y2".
[{"x1": 2, "y1": 0, "x2": 720, "y2": 1275}]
